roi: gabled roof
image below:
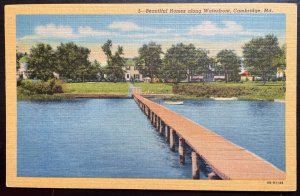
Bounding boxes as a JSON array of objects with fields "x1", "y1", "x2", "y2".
[{"x1": 240, "y1": 70, "x2": 251, "y2": 77}]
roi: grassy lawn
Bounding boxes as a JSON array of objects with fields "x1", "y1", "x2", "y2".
[
  {"x1": 63, "y1": 82, "x2": 129, "y2": 95},
  {"x1": 63, "y1": 82, "x2": 173, "y2": 95},
  {"x1": 133, "y1": 82, "x2": 173, "y2": 94},
  {"x1": 63, "y1": 81, "x2": 284, "y2": 100},
  {"x1": 19, "y1": 81, "x2": 284, "y2": 101}
]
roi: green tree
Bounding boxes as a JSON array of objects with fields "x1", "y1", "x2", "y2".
[
  {"x1": 242, "y1": 34, "x2": 281, "y2": 83},
  {"x1": 162, "y1": 43, "x2": 198, "y2": 83},
  {"x1": 273, "y1": 44, "x2": 286, "y2": 69},
  {"x1": 102, "y1": 40, "x2": 125, "y2": 82},
  {"x1": 28, "y1": 43, "x2": 55, "y2": 81},
  {"x1": 136, "y1": 42, "x2": 163, "y2": 82},
  {"x1": 193, "y1": 49, "x2": 212, "y2": 82},
  {"x1": 87, "y1": 60, "x2": 104, "y2": 81},
  {"x1": 55, "y1": 42, "x2": 91, "y2": 81},
  {"x1": 216, "y1": 49, "x2": 241, "y2": 83}
]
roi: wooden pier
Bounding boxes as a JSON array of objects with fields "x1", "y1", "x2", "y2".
[{"x1": 133, "y1": 94, "x2": 285, "y2": 180}]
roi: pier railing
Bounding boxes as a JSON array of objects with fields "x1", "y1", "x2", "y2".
[
  {"x1": 128, "y1": 85, "x2": 142, "y2": 97},
  {"x1": 133, "y1": 93, "x2": 285, "y2": 180}
]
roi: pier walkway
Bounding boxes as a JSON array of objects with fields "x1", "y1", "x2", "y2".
[{"x1": 133, "y1": 93, "x2": 285, "y2": 180}]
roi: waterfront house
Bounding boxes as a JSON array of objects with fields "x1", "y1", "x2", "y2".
[
  {"x1": 276, "y1": 68, "x2": 285, "y2": 79},
  {"x1": 124, "y1": 65, "x2": 143, "y2": 82},
  {"x1": 213, "y1": 75, "x2": 226, "y2": 81},
  {"x1": 191, "y1": 75, "x2": 204, "y2": 82},
  {"x1": 17, "y1": 56, "x2": 30, "y2": 80},
  {"x1": 124, "y1": 59, "x2": 143, "y2": 82},
  {"x1": 240, "y1": 70, "x2": 253, "y2": 81},
  {"x1": 143, "y1": 77, "x2": 151, "y2": 83}
]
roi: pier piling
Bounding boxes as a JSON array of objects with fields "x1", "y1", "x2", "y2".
[
  {"x1": 159, "y1": 120, "x2": 164, "y2": 135},
  {"x1": 165, "y1": 126, "x2": 170, "y2": 142},
  {"x1": 208, "y1": 172, "x2": 220, "y2": 180},
  {"x1": 192, "y1": 151, "x2": 200, "y2": 179},
  {"x1": 179, "y1": 137, "x2": 185, "y2": 165},
  {"x1": 156, "y1": 117, "x2": 160, "y2": 129},
  {"x1": 169, "y1": 128, "x2": 175, "y2": 151},
  {"x1": 152, "y1": 113, "x2": 155, "y2": 125}
]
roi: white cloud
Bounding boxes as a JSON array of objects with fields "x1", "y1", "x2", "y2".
[
  {"x1": 35, "y1": 23, "x2": 76, "y2": 38},
  {"x1": 108, "y1": 21, "x2": 142, "y2": 31},
  {"x1": 108, "y1": 21, "x2": 171, "y2": 34},
  {"x1": 127, "y1": 33, "x2": 153, "y2": 39},
  {"x1": 154, "y1": 28, "x2": 171, "y2": 33},
  {"x1": 24, "y1": 22, "x2": 171, "y2": 42},
  {"x1": 78, "y1": 26, "x2": 116, "y2": 36},
  {"x1": 189, "y1": 21, "x2": 251, "y2": 36},
  {"x1": 127, "y1": 30, "x2": 171, "y2": 39},
  {"x1": 19, "y1": 24, "x2": 118, "y2": 41}
]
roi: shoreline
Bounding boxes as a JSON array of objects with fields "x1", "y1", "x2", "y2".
[
  {"x1": 17, "y1": 93, "x2": 285, "y2": 102},
  {"x1": 63, "y1": 93, "x2": 129, "y2": 99}
]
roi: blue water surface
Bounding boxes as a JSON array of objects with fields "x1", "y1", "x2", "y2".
[
  {"x1": 17, "y1": 98, "x2": 285, "y2": 178},
  {"x1": 17, "y1": 99, "x2": 192, "y2": 178},
  {"x1": 155, "y1": 99, "x2": 285, "y2": 171}
]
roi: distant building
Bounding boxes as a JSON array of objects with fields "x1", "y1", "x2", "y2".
[
  {"x1": 17, "y1": 56, "x2": 62, "y2": 81},
  {"x1": 124, "y1": 59, "x2": 143, "y2": 82},
  {"x1": 276, "y1": 68, "x2": 285, "y2": 79},
  {"x1": 213, "y1": 75, "x2": 226, "y2": 81},
  {"x1": 17, "y1": 56, "x2": 30, "y2": 80},
  {"x1": 143, "y1": 77, "x2": 151, "y2": 83},
  {"x1": 239, "y1": 70, "x2": 253, "y2": 81},
  {"x1": 190, "y1": 73, "x2": 214, "y2": 82},
  {"x1": 191, "y1": 75, "x2": 204, "y2": 82}
]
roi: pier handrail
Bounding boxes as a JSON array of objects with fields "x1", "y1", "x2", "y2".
[{"x1": 133, "y1": 93, "x2": 285, "y2": 180}]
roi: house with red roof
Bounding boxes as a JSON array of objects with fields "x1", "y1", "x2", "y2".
[{"x1": 239, "y1": 70, "x2": 253, "y2": 81}]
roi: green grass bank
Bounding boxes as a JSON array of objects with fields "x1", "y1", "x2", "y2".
[
  {"x1": 63, "y1": 82, "x2": 129, "y2": 95},
  {"x1": 18, "y1": 81, "x2": 285, "y2": 101},
  {"x1": 133, "y1": 82, "x2": 173, "y2": 94}
]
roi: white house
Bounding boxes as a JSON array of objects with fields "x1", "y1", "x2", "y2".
[
  {"x1": 17, "y1": 56, "x2": 61, "y2": 81},
  {"x1": 276, "y1": 67, "x2": 285, "y2": 79},
  {"x1": 17, "y1": 56, "x2": 30, "y2": 79},
  {"x1": 124, "y1": 65, "x2": 143, "y2": 82},
  {"x1": 123, "y1": 59, "x2": 143, "y2": 82},
  {"x1": 213, "y1": 75, "x2": 225, "y2": 81}
]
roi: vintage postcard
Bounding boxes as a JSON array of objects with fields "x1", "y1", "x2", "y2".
[{"x1": 5, "y1": 3, "x2": 297, "y2": 191}]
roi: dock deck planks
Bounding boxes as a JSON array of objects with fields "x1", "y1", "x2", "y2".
[{"x1": 133, "y1": 94, "x2": 285, "y2": 180}]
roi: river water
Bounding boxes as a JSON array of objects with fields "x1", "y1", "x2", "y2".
[{"x1": 17, "y1": 98, "x2": 284, "y2": 178}]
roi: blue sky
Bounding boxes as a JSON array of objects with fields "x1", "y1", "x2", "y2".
[{"x1": 16, "y1": 14, "x2": 285, "y2": 64}]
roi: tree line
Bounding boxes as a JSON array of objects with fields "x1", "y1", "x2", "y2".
[
  {"x1": 136, "y1": 34, "x2": 285, "y2": 83},
  {"x1": 17, "y1": 34, "x2": 285, "y2": 83},
  {"x1": 17, "y1": 42, "x2": 104, "y2": 82}
]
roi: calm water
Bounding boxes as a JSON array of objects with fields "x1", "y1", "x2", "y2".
[
  {"x1": 155, "y1": 99, "x2": 285, "y2": 171},
  {"x1": 17, "y1": 99, "x2": 285, "y2": 178}
]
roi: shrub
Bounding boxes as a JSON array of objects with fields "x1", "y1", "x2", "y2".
[
  {"x1": 20, "y1": 79, "x2": 64, "y2": 95},
  {"x1": 173, "y1": 84, "x2": 250, "y2": 97},
  {"x1": 172, "y1": 83, "x2": 285, "y2": 100}
]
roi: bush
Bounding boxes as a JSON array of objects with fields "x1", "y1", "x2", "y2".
[
  {"x1": 172, "y1": 83, "x2": 285, "y2": 100},
  {"x1": 20, "y1": 79, "x2": 64, "y2": 95},
  {"x1": 173, "y1": 84, "x2": 250, "y2": 97}
]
